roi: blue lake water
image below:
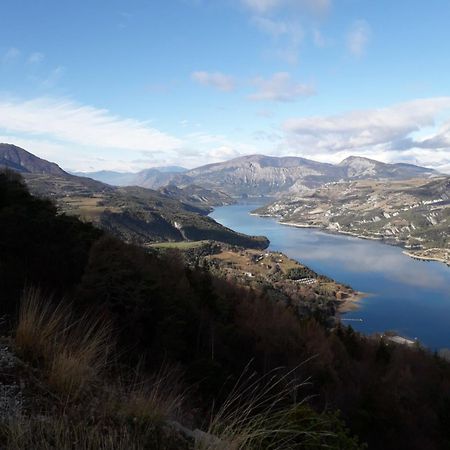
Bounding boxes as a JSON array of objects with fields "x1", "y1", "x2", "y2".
[{"x1": 210, "y1": 202, "x2": 450, "y2": 350}]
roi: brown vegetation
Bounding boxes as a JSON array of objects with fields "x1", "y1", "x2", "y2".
[{"x1": 16, "y1": 288, "x2": 112, "y2": 399}]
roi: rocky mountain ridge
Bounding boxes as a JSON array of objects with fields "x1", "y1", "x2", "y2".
[
  {"x1": 0, "y1": 143, "x2": 67, "y2": 176},
  {"x1": 74, "y1": 153, "x2": 440, "y2": 197}
]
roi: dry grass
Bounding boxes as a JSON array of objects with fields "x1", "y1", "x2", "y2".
[
  {"x1": 117, "y1": 363, "x2": 186, "y2": 424},
  {"x1": 15, "y1": 288, "x2": 113, "y2": 399},
  {"x1": 1, "y1": 416, "x2": 149, "y2": 450},
  {"x1": 15, "y1": 288, "x2": 69, "y2": 362},
  {"x1": 196, "y1": 365, "x2": 331, "y2": 450}
]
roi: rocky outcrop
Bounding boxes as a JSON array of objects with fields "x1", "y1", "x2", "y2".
[{"x1": 0, "y1": 143, "x2": 68, "y2": 176}]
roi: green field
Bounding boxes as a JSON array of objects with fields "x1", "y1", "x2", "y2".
[{"x1": 148, "y1": 240, "x2": 209, "y2": 249}]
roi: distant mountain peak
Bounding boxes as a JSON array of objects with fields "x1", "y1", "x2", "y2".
[
  {"x1": 338, "y1": 155, "x2": 438, "y2": 179},
  {"x1": 339, "y1": 155, "x2": 384, "y2": 166},
  {"x1": 1, "y1": 144, "x2": 440, "y2": 197},
  {"x1": 0, "y1": 143, "x2": 68, "y2": 176}
]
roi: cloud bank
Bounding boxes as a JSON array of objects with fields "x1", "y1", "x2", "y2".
[
  {"x1": 283, "y1": 97, "x2": 450, "y2": 172},
  {"x1": 0, "y1": 97, "x2": 181, "y2": 152},
  {"x1": 1, "y1": 96, "x2": 450, "y2": 174}
]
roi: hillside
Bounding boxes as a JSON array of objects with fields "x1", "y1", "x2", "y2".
[
  {"x1": 0, "y1": 143, "x2": 68, "y2": 176},
  {"x1": 2, "y1": 170, "x2": 450, "y2": 449},
  {"x1": 254, "y1": 177, "x2": 450, "y2": 264},
  {"x1": 157, "y1": 184, "x2": 233, "y2": 209},
  {"x1": 24, "y1": 173, "x2": 267, "y2": 249},
  {"x1": 338, "y1": 156, "x2": 438, "y2": 179},
  {"x1": 0, "y1": 144, "x2": 266, "y2": 249}
]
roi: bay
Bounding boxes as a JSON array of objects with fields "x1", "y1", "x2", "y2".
[{"x1": 210, "y1": 202, "x2": 450, "y2": 350}]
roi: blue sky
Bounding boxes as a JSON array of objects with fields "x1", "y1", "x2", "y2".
[{"x1": 1, "y1": 0, "x2": 450, "y2": 172}]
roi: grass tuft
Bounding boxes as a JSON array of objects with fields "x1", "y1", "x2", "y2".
[
  {"x1": 1, "y1": 416, "x2": 153, "y2": 450},
  {"x1": 117, "y1": 362, "x2": 186, "y2": 424},
  {"x1": 197, "y1": 364, "x2": 335, "y2": 450},
  {"x1": 15, "y1": 288, "x2": 113, "y2": 399},
  {"x1": 15, "y1": 288, "x2": 68, "y2": 363}
]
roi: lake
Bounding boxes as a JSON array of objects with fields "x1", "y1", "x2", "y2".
[{"x1": 210, "y1": 202, "x2": 450, "y2": 350}]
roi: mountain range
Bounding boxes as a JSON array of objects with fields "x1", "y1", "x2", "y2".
[
  {"x1": 0, "y1": 143, "x2": 267, "y2": 249},
  {"x1": 72, "y1": 166, "x2": 187, "y2": 187},
  {"x1": 0, "y1": 142, "x2": 444, "y2": 253},
  {"x1": 74, "y1": 153, "x2": 439, "y2": 197}
]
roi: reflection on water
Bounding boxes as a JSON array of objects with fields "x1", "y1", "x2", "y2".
[
  {"x1": 283, "y1": 230, "x2": 448, "y2": 290},
  {"x1": 211, "y1": 202, "x2": 450, "y2": 350}
]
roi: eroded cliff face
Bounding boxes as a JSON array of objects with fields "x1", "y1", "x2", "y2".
[
  {"x1": 181, "y1": 154, "x2": 439, "y2": 197},
  {"x1": 254, "y1": 177, "x2": 450, "y2": 264}
]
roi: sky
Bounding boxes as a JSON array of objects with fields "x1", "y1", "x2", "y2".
[{"x1": 1, "y1": 0, "x2": 450, "y2": 173}]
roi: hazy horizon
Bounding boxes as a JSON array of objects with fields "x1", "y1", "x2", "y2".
[
  {"x1": 2, "y1": 142, "x2": 444, "y2": 175},
  {"x1": 65, "y1": 151, "x2": 442, "y2": 174}
]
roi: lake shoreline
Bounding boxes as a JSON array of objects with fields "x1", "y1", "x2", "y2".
[
  {"x1": 402, "y1": 250, "x2": 450, "y2": 266},
  {"x1": 212, "y1": 202, "x2": 450, "y2": 349},
  {"x1": 265, "y1": 218, "x2": 450, "y2": 267},
  {"x1": 337, "y1": 291, "x2": 368, "y2": 314}
]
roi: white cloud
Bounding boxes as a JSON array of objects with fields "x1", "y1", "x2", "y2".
[
  {"x1": 0, "y1": 97, "x2": 266, "y2": 171},
  {"x1": 243, "y1": 0, "x2": 331, "y2": 63},
  {"x1": 249, "y1": 72, "x2": 315, "y2": 102},
  {"x1": 284, "y1": 97, "x2": 450, "y2": 149},
  {"x1": 191, "y1": 71, "x2": 236, "y2": 92},
  {"x1": 414, "y1": 119, "x2": 450, "y2": 149},
  {"x1": 347, "y1": 20, "x2": 371, "y2": 57},
  {"x1": 0, "y1": 97, "x2": 182, "y2": 152},
  {"x1": 208, "y1": 145, "x2": 241, "y2": 160},
  {"x1": 182, "y1": 131, "x2": 263, "y2": 165},
  {"x1": 282, "y1": 97, "x2": 450, "y2": 172}
]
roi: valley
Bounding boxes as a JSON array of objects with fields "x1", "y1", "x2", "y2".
[
  {"x1": 1, "y1": 145, "x2": 450, "y2": 449},
  {"x1": 3, "y1": 2, "x2": 450, "y2": 448},
  {"x1": 0, "y1": 144, "x2": 267, "y2": 249},
  {"x1": 23, "y1": 172, "x2": 268, "y2": 249}
]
